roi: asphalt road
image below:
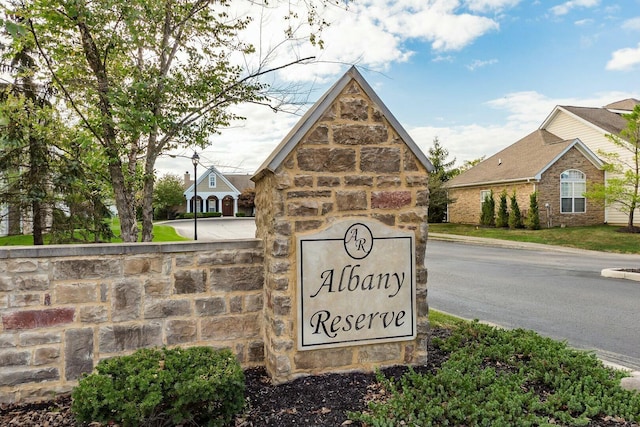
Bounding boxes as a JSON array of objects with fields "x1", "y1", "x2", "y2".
[
  {"x1": 166, "y1": 219, "x2": 640, "y2": 369},
  {"x1": 426, "y1": 239, "x2": 640, "y2": 369}
]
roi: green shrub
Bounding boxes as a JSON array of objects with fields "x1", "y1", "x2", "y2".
[
  {"x1": 350, "y1": 321, "x2": 640, "y2": 427},
  {"x1": 527, "y1": 192, "x2": 541, "y2": 230},
  {"x1": 71, "y1": 347, "x2": 245, "y2": 427},
  {"x1": 235, "y1": 212, "x2": 245, "y2": 217},
  {"x1": 178, "y1": 212, "x2": 222, "y2": 219},
  {"x1": 508, "y1": 192, "x2": 524, "y2": 229},
  {"x1": 496, "y1": 190, "x2": 509, "y2": 228},
  {"x1": 480, "y1": 190, "x2": 495, "y2": 226}
]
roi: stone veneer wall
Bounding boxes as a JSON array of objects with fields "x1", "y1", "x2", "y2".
[
  {"x1": 0, "y1": 240, "x2": 264, "y2": 404},
  {"x1": 254, "y1": 80, "x2": 430, "y2": 383}
]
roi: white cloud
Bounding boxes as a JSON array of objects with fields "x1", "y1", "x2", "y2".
[
  {"x1": 574, "y1": 18, "x2": 593, "y2": 26},
  {"x1": 606, "y1": 43, "x2": 640, "y2": 71},
  {"x1": 622, "y1": 17, "x2": 640, "y2": 31},
  {"x1": 465, "y1": 0, "x2": 521, "y2": 13},
  {"x1": 550, "y1": 0, "x2": 599, "y2": 16},
  {"x1": 466, "y1": 58, "x2": 498, "y2": 70}
]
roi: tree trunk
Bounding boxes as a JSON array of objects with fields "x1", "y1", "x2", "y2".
[
  {"x1": 109, "y1": 160, "x2": 138, "y2": 242},
  {"x1": 141, "y1": 171, "x2": 155, "y2": 242}
]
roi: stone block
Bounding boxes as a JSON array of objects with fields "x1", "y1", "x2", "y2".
[
  {"x1": 0, "y1": 367, "x2": 59, "y2": 386},
  {"x1": 166, "y1": 319, "x2": 197, "y2": 345},
  {"x1": 248, "y1": 341, "x2": 265, "y2": 363},
  {"x1": 197, "y1": 251, "x2": 236, "y2": 266},
  {"x1": 9, "y1": 293, "x2": 41, "y2": 307},
  {"x1": 287, "y1": 200, "x2": 319, "y2": 217},
  {"x1": 272, "y1": 239, "x2": 289, "y2": 257},
  {"x1": 303, "y1": 125, "x2": 329, "y2": 144},
  {"x1": 124, "y1": 257, "x2": 163, "y2": 275},
  {"x1": 294, "y1": 348, "x2": 353, "y2": 370},
  {"x1": 175, "y1": 254, "x2": 195, "y2": 267},
  {"x1": 0, "y1": 350, "x2": 30, "y2": 366},
  {"x1": 357, "y1": 343, "x2": 402, "y2": 363},
  {"x1": 406, "y1": 175, "x2": 428, "y2": 187},
  {"x1": 112, "y1": 280, "x2": 142, "y2": 322},
  {"x1": 272, "y1": 295, "x2": 291, "y2": 316},
  {"x1": 144, "y1": 277, "x2": 172, "y2": 297},
  {"x1": 15, "y1": 275, "x2": 49, "y2": 291},
  {"x1": 54, "y1": 283, "x2": 97, "y2": 304},
  {"x1": 340, "y1": 98, "x2": 369, "y2": 121},
  {"x1": 371, "y1": 191, "x2": 412, "y2": 209},
  {"x1": 53, "y1": 259, "x2": 121, "y2": 280},
  {"x1": 317, "y1": 176, "x2": 341, "y2": 187},
  {"x1": 79, "y1": 306, "x2": 109, "y2": 323},
  {"x1": 0, "y1": 333, "x2": 17, "y2": 348},
  {"x1": 211, "y1": 265, "x2": 264, "y2": 292},
  {"x1": 274, "y1": 220, "x2": 292, "y2": 236},
  {"x1": 297, "y1": 148, "x2": 356, "y2": 173},
  {"x1": 269, "y1": 276, "x2": 289, "y2": 291},
  {"x1": 19, "y1": 332, "x2": 61, "y2": 346},
  {"x1": 294, "y1": 175, "x2": 314, "y2": 187},
  {"x1": 333, "y1": 124, "x2": 387, "y2": 145},
  {"x1": 194, "y1": 297, "x2": 226, "y2": 316},
  {"x1": 201, "y1": 314, "x2": 261, "y2": 340},
  {"x1": 287, "y1": 190, "x2": 332, "y2": 199},
  {"x1": 65, "y1": 328, "x2": 94, "y2": 380},
  {"x1": 144, "y1": 299, "x2": 191, "y2": 319},
  {"x1": 0, "y1": 295, "x2": 7, "y2": 309},
  {"x1": 345, "y1": 175, "x2": 374, "y2": 186},
  {"x1": 371, "y1": 213, "x2": 395, "y2": 226},
  {"x1": 174, "y1": 269, "x2": 206, "y2": 294},
  {"x1": 403, "y1": 148, "x2": 419, "y2": 171},
  {"x1": 2, "y1": 308, "x2": 74, "y2": 330},
  {"x1": 361, "y1": 147, "x2": 400, "y2": 172},
  {"x1": 8, "y1": 260, "x2": 38, "y2": 273},
  {"x1": 0, "y1": 276, "x2": 13, "y2": 292},
  {"x1": 99, "y1": 323, "x2": 162, "y2": 353},
  {"x1": 416, "y1": 190, "x2": 429, "y2": 206},
  {"x1": 230, "y1": 296, "x2": 243, "y2": 313},
  {"x1": 336, "y1": 191, "x2": 367, "y2": 211},
  {"x1": 268, "y1": 260, "x2": 290, "y2": 274},
  {"x1": 34, "y1": 347, "x2": 60, "y2": 366},
  {"x1": 245, "y1": 293, "x2": 264, "y2": 313},
  {"x1": 376, "y1": 176, "x2": 401, "y2": 187}
]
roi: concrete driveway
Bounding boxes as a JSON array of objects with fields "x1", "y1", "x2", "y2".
[{"x1": 164, "y1": 217, "x2": 256, "y2": 240}]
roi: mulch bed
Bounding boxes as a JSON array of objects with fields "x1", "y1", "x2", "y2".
[{"x1": 1, "y1": 328, "x2": 638, "y2": 427}]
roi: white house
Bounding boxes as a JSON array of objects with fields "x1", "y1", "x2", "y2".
[{"x1": 183, "y1": 166, "x2": 250, "y2": 216}]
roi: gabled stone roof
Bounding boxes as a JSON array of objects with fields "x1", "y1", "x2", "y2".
[
  {"x1": 446, "y1": 130, "x2": 602, "y2": 188},
  {"x1": 252, "y1": 66, "x2": 433, "y2": 181}
]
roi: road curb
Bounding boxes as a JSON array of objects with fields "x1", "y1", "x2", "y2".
[{"x1": 601, "y1": 268, "x2": 640, "y2": 282}]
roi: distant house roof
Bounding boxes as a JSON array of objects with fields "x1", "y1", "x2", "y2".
[
  {"x1": 251, "y1": 66, "x2": 433, "y2": 182},
  {"x1": 225, "y1": 174, "x2": 254, "y2": 192},
  {"x1": 446, "y1": 130, "x2": 603, "y2": 188},
  {"x1": 184, "y1": 165, "x2": 242, "y2": 195},
  {"x1": 540, "y1": 98, "x2": 639, "y2": 137}
]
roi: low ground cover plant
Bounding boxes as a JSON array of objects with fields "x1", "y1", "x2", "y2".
[
  {"x1": 71, "y1": 347, "x2": 244, "y2": 427},
  {"x1": 351, "y1": 321, "x2": 640, "y2": 426}
]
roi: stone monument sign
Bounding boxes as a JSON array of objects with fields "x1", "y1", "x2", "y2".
[{"x1": 297, "y1": 219, "x2": 415, "y2": 349}]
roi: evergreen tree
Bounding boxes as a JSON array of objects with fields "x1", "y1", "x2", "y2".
[
  {"x1": 508, "y1": 192, "x2": 524, "y2": 229},
  {"x1": 427, "y1": 137, "x2": 457, "y2": 223},
  {"x1": 496, "y1": 190, "x2": 509, "y2": 228},
  {"x1": 527, "y1": 192, "x2": 541, "y2": 230},
  {"x1": 480, "y1": 190, "x2": 495, "y2": 226}
]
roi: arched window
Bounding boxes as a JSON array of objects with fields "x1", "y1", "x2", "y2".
[{"x1": 560, "y1": 169, "x2": 586, "y2": 213}]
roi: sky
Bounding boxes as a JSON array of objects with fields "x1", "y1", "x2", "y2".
[{"x1": 155, "y1": 0, "x2": 640, "y2": 178}]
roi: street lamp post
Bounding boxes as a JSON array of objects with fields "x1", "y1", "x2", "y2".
[{"x1": 192, "y1": 152, "x2": 199, "y2": 240}]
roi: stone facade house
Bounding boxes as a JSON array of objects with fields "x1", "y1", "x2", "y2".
[
  {"x1": 183, "y1": 167, "x2": 253, "y2": 216},
  {"x1": 446, "y1": 130, "x2": 604, "y2": 227},
  {"x1": 447, "y1": 98, "x2": 640, "y2": 227}
]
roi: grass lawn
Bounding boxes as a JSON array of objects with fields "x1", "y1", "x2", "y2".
[
  {"x1": 429, "y1": 223, "x2": 640, "y2": 254},
  {"x1": 0, "y1": 218, "x2": 189, "y2": 246}
]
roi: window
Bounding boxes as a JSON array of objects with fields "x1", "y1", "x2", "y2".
[
  {"x1": 480, "y1": 190, "x2": 491, "y2": 203},
  {"x1": 560, "y1": 169, "x2": 586, "y2": 213},
  {"x1": 209, "y1": 174, "x2": 216, "y2": 188}
]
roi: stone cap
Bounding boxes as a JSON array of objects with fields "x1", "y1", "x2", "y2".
[{"x1": 251, "y1": 66, "x2": 434, "y2": 182}]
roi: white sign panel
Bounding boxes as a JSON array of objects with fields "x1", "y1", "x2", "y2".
[{"x1": 297, "y1": 220, "x2": 416, "y2": 350}]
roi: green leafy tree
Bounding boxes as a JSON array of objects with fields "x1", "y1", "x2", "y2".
[
  {"x1": 0, "y1": 26, "x2": 56, "y2": 245},
  {"x1": 456, "y1": 156, "x2": 486, "y2": 174},
  {"x1": 495, "y1": 190, "x2": 509, "y2": 228},
  {"x1": 527, "y1": 192, "x2": 541, "y2": 230},
  {"x1": 480, "y1": 190, "x2": 495, "y2": 226},
  {"x1": 508, "y1": 192, "x2": 524, "y2": 229},
  {"x1": 153, "y1": 174, "x2": 185, "y2": 220},
  {"x1": 19, "y1": 0, "x2": 346, "y2": 242},
  {"x1": 428, "y1": 137, "x2": 457, "y2": 223},
  {"x1": 585, "y1": 104, "x2": 640, "y2": 232}
]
